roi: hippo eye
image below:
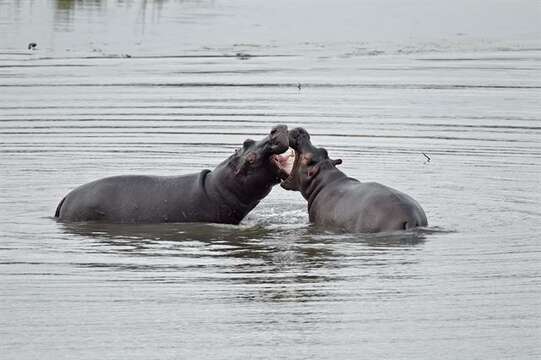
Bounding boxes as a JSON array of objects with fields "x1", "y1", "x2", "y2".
[
  {"x1": 302, "y1": 153, "x2": 315, "y2": 166},
  {"x1": 243, "y1": 139, "x2": 255, "y2": 148},
  {"x1": 246, "y1": 152, "x2": 257, "y2": 164}
]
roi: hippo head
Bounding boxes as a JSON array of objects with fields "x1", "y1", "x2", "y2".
[
  {"x1": 280, "y1": 127, "x2": 342, "y2": 192},
  {"x1": 224, "y1": 125, "x2": 291, "y2": 200}
]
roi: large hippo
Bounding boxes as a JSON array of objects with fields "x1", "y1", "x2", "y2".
[
  {"x1": 56, "y1": 125, "x2": 291, "y2": 224},
  {"x1": 281, "y1": 128, "x2": 427, "y2": 233}
]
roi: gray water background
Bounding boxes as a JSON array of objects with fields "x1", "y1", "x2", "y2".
[{"x1": 1, "y1": 0, "x2": 540, "y2": 358}]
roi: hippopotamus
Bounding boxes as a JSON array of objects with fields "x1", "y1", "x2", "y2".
[
  {"x1": 280, "y1": 127, "x2": 428, "y2": 233},
  {"x1": 55, "y1": 125, "x2": 291, "y2": 224}
]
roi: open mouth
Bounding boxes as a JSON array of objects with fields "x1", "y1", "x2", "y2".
[{"x1": 272, "y1": 148, "x2": 296, "y2": 180}]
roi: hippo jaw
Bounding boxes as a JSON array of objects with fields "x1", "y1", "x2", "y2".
[
  {"x1": 272, "y1": 148, "x2": 295, "y2": 180},
  {"x1": 279, "y1": 127, "x2": 311, "y2": 191},
  {"x1": 233, "y1": 125, "x2": 292, "y2": 187},
  {"x1": 279, "y1": 148, "x2": 301, "y2": 190},
  {"x1": 268, "y1": 126, "x2": 295, "y2": 181},
  {"x1": 279, "y1": 127, "x2": 341, "y2": 192},
  {"x1": 268, "y1": 125, "x2": 289, "y2": 155}
]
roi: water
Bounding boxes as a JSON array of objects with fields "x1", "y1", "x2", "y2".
[{"x1": 1, "y1": 0, "x2": 541, "y2": 358}]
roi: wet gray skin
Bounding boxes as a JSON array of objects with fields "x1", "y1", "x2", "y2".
[
  {"x1": 56, "y1": 125, "x2": 289, "y2": 224},
  {"x1": 282, "y1": 127, "x2": 428, "y2": 233}
]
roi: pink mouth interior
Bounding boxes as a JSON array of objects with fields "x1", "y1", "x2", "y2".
[{"x1": 272, "y1": 148, "x2": 295, "y2": 179}]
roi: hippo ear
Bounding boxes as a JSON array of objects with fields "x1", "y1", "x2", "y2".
[
  {"x1": 331, "y1": 158, "x2": 342, "y2": 166},
  {"x1": 243, "y1": 139, "x2": 256, "y2": 149}
]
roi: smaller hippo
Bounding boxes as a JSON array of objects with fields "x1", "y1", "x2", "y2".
[
  {"x1": 281, "y1": 128, "x2": 427, "y2": 233},
  {"x1": 56, "y1": 125, "x2": 291, "y2": 224}
]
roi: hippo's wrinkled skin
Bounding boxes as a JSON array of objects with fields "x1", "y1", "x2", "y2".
[
  {"x1": 281, "y1": 127, "x2": 427, "y2": 233},
  {"x1": 56, "y1": 125, "x2": 290, "y2": 224}
]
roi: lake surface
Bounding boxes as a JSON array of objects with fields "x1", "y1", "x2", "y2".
[{"x1": 1, "y1": 0, "x2": 540, "y2": 358}]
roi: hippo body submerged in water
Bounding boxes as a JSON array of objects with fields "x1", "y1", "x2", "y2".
[
  {"x1": 56, "y1": 125, "x2": 291, "y2": 224},
  {"x1": 281, "y1": 128, "x2": 427, "y2": 233}
]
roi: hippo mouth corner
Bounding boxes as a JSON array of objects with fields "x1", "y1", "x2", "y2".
[{"x1": 272, "y1": 148, "x2": 296, "y2": 180}]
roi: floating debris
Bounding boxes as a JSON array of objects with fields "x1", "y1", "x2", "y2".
[
  {"x1": 27, "y1": 42, "x2": 37, "y2": 50},
  {"x1": 422, "y1": 152, "x2": 431, "y2": 162}
]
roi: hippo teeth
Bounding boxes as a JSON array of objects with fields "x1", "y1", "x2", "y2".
[{"x1": 272, "y1": 148, "x2": 295, "y2": 179}]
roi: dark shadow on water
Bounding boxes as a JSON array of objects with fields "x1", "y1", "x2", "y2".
[
  {"x1": 58, "y1": 220, "x2": 429, "y2": 262},
  {"x1": 58, "y1": 221, "x2": 429, "y2": 303},
  {"x1": 58, "y1": 221, "x2": 335, "y2": 266},
  {"x1": 306, "y1": 225, "x2": 448, "y2": 245},
  {"x1": 59, "y1": 221, "x2": 275, "y2": 245}
]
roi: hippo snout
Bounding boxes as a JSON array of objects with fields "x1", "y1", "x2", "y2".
[
  {"x1": 269, "y1": 125, "x2": 289, "y2": 154},
  {"x1": 288, "y1": 127, "x2": 311, "y2": 150}
]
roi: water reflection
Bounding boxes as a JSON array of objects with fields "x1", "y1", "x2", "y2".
[
  {"x1": 53, "y1": 0, "x2": 210, "y2": 24},
  {"x1": 54, "y1": 0, "x2": 105, "y2": 32},
  {"x1": 54, "y1": 0, "x2": 177, "y2": 11},
  {"x1": 58, "y1": 221, "x2": 426, "y2": 302},
  {"x1": 58, "y1": 221, "x2": 427, "y2": 256},
  {"x1": 58, "y1": 221, "x2": 337, "y2": 266},
  {"x1": 55, "y1": 0, "x2": 103, "y2": 11},
  {"x1": 58, "y1": 221, "x2": 427, "y2": 271}
]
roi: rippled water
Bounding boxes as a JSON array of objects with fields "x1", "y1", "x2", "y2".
[{"x1": 1, "y1": 0, "x2": 541, "y2": 359}]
